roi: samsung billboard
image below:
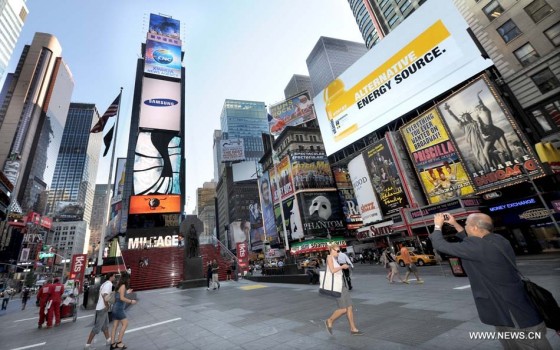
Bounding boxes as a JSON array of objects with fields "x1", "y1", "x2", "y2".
[
  {"x1": 140, "y1": 78, "x2": 181, "y2": 131},
  {"x1": 313, "y1": 0, "x2": 492, "y2": 155}
]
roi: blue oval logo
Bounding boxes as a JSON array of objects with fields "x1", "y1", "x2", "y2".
[
  {"x1": 153, "y1": 49, "x2": 173, "y2": 64},
  {"x1": 144, "y1": 98, "x2": 178, "y2": 107}
]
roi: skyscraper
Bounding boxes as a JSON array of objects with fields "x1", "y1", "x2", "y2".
[
  {"x1": 48, "y1": 103, "x2": 102, "y2": 224},
  {"x1": 305, "y1": 37, "x2": 368, "y2": 98},
  {"x1": 0, "y1": 0, "x2": 28, "y2": 83},
  {"x1": 284, "y1": 74, "x2": 312, "y2": 99},
  {"x1": 89, "y1": 184, "x2": 109, "y2": 256},
  {"x1": 347, "y1": 0, "x2": 383, "y2": 49},
  {"x1": 220, "y1": 99, "x2": 269, "y2": 161},
  {"x1": 0, "y1": 33, "x2": 74, "y2": 214}
]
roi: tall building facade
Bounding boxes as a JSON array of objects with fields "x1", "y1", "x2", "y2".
[
  {"x1": 110, "y1": 13, "x2": 185, "y2": 268},
  {"x1": 48, "y1": 103, "x2": 102, "y2": 224},
  {"x1": 0, "y1": 33, "x2": 74, "y2": 214},
  {"x1": 348, "y1": 0, "x2": 560, "y2": 142},
  {"x1": 219, "y1": 99, "x2": 269, "y2": 161},
  {"x1": 213, "y1": 129, "x2": 222, "y2": 182},
  {"x1": 284, "y1": 74, "x2": 312, "y2": 99},
  {"x1": 89, "y1": 184, "x2": 109, "y2": 256},
  {"x1": 305, "y1": 37, "x2": 368, "y2": 98},
  {"x1": 215, "y1": 99, "x2": 268, "y2": 246},
  {"x1": 0, "y1": 0, "x2": 28, "y2": 83},
  {"x1": 196, "y1": 181, "x2": 216, "y2": 236},
  {"x1": 347, "y1": 0, "x2": 383, "y2": 49}
]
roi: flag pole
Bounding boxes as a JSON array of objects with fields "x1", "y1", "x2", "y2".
[{"x1": 97, "y1": 87, "x2": 123, "y2": 268}]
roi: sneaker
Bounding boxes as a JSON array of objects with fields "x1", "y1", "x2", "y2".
[
  {"x1": 105, "y1": 338, "x2": 112, "y2": 345},
  {"x1": 351, "y1": 330, "x2": 364, "y2": 336},
  {"x1": 402, "y1": 280, "x2": 409, "y2": 284},
  {"x1": 417, "y1": 280, "x2": 424, "y2": 284},
  {"x1": 84, "y1": 345, "x2": 96, "y2": 350}
]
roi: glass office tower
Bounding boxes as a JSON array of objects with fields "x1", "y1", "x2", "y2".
[
  {"x1": 47, "y1": 103, "x2": 102, "y2": 224},
  {"x1": 219, "y1": 99, "x2": 269, "y2": 161}
]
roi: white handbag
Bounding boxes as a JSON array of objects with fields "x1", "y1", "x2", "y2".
[{"x1": 319, "y1": 268, "x2": 343, "y2": 298}]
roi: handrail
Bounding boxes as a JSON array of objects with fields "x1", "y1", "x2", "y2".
[{"x1": 212, "y1": 237, "x2": 237, "y2": 262}]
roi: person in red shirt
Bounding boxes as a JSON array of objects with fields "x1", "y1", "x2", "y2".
[
  {"x1": 36, "y1": 279, "x2": 52, "y2": 329},
  {"x1": 47, "y1": 277, "x2": 64, "y2": 327},
  {"x1": 400, "y1": 245, "x2": 424, "y2": 284}
]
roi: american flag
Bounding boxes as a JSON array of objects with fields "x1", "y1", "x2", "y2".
[{"x1": 90, "y1": 93, "x2": 121, "y2": 133}]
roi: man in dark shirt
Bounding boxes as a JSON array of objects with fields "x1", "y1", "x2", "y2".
[{"x1": 430, "y1": 213, "x2": 551, "y2": 349}]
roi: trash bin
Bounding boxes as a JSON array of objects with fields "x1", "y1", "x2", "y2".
[{"x1": 448, "y1": 257, "x2": 467, "y2": 277}]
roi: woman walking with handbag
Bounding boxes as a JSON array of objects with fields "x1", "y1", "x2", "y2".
[
  {"x1": 324, "y1": 243, "x2": 362, "y2": 336},
  {"x1": 110, "y1": 273, "x2": 137, "y2": 349}
]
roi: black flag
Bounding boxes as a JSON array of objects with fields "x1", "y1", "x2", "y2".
[{"x1": 103, "y1": 124, "x2": 114, "y2": 157}]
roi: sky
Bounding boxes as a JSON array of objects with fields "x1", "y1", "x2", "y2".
[{"x1": 4, "y1": 0, "x2": 364, "y2": 214}]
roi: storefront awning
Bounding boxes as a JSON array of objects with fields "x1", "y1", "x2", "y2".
[{"x1": 290, "y1": 238, "x2": 346, "y2": 255}]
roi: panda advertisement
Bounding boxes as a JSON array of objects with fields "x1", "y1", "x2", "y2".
[{"x1": 297, "y1": 191, "x2": 345, "y2": 237}]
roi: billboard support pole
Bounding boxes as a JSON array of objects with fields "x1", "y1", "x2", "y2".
[{"x1": 97, "y1": 88, "x2": 124, "y2": 267}]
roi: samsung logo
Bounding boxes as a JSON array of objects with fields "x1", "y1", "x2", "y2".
[
  {"x1": 144, "y1": 98, "x2": 178, "y2": 107},
  {"x1": 153, "y1": 49, "x2": 174, "y2": 64}
]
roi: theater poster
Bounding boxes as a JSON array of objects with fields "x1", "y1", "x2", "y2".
[
  {"x1": 436, "y1": 74, "x2": 544, "y2": 193},
  {"x1": 363, "y1": 139, "x2": 409, "y2": 215},
  {"x1": 401, "y1": 108, "x2": 475, "y2": 203},
  {"x1": 297, "y1": 191, "x2": 345, "y2": 237}
]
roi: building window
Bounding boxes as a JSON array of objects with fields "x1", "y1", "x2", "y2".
[
  {"x1": 544, "y1": 22, "x2": 560, "y2": 46},
  {"x1": 400, "y1": 2, "x2": 412, "y2": 14},
  {"x1": 524, "y1": 0, "x2": 554, "y2": 23},
  {"x1": 531, "y1": 68, "x2": 560, "y2": 94},
  {"x1": 483, "y1": 1, "x2": 504, "y2": 21},
  {"x1": 513, "y1": 43, "x2": 540, "y2": 67},
  {"x1": 497, "y1": 20, "x2": 522, "y2": 43},
  {"x1": 388, "y1": 14, "x2": 400, "y2": 27},
  {"x1": 530, "y1": 109, "x2": 553, "y2": 132}
]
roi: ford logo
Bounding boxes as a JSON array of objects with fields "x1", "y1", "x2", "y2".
[
  {"x1": 153, "y1": 49, "x2": 174, "y2": 64},
  {"x1": 144, "y1": 98, "x2": 178, "y2": 107}
]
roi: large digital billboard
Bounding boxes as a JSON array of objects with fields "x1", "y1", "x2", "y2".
[
  {"x1": 53, "y1": 202, "x2": 84, "y2": 222},
  {"x1": 401, "y1": 108, "x2": 475, "y2": 203},
  {"x1": 140, "y1": 78, "x2": 181, "y2": 131},
  {"x1": 347, "y1": 154, "x2": 382, "y2": 225},
  {"x1": 144, "y1": 39, "x2": 182, "y2": 79},
  {"x1": 220, "y1": 138, "x2": 245, "y2": 162},
  {"x1": 133, "y1": 131, "x2": 181, "y2": 195},
  {"x1": 276, "y1": 155, "x2": 294, "y2": 201},
  {"x1": 129, "y1": 194, "x2": 181, "y2": 214},
  {"x1": 269, "y1": 91, "x2": 316, "y2": 136},
  {"x1": 313, "y1": 0, "x2": 492, "y2": 155},
  {"x1": 436, "y1": 75, "x2": 544, "y2": 193},
  {"x1": 273, "y1": 196, "x2": 304, "y2": 241},
  {"x1": 112, "y1": 158, "x2": 126, "y2": 204},
  {"x1": 258, "y1": 172, "x2": 278, "y2": 242},
  {"x1": 297, "y1": 191, "x2": 345, "y2": 237},
  {"x1": 149, "y1": 14, "x2": 180, "y2": 39},
  {"x1": 363, "y1": 139, "x2": 410, "y2": 215},
  {"x1": 289, "y1": 152, "x2": 335, "y2": 191}
]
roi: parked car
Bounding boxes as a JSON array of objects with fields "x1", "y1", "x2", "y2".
[{"x1": 395, "y1": 251, "x2": 436, "y2": 266}]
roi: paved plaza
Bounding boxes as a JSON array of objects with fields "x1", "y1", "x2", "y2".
[{"x1": 1, "y1": 255, "x2": 559, "y2": 350}]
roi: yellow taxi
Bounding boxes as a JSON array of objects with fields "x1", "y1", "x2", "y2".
[{"x1": 395, "y1": 251, "x2": 437, "y2": 266}]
